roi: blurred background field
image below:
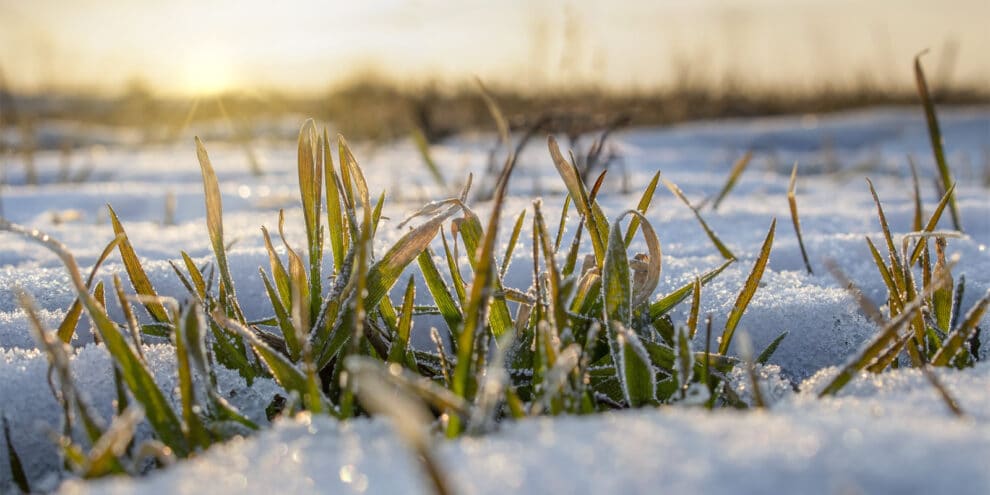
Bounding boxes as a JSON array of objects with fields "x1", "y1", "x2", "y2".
[{"x1": 0, "y1": 0, "x2": 987, "y2": 151}]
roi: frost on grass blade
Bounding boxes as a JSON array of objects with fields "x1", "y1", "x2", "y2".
[{"x1": 787, "y1": 163, "x2": 813, "y2": 274}]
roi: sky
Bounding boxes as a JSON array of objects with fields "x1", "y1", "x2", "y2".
[{"x1": 0, "y1": 0, "x2": 987, "y2": 96}]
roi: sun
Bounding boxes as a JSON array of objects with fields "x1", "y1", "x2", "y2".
[{"x1": 179, "y1": 51, "x2": 236, "y2": 96}]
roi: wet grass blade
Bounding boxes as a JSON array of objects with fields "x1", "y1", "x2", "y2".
[
  {"x1": 108, "y1": 206, "x2": 170, "y2": 323},
  {"x1": 57, "y1": 233, "x2": 124, "y2": 342},
  {"x1": 787, "y1": 163, "x2": 813, "y2": 274},
  {"x1": 720, "y1": 219, "x2": 775, "y2": 355},
  {"x1": 915, "y1": 52, "x2": 961, "y2": 231},
  {"x1": 709, "y1": 151, "x2": 753, "y2": 211},
  {"x1": 662, "y1": 176, "x2": 735, "y2": 260},
  {"x1": 624, "y1": 171, "x2": 661, "y2": 247}
]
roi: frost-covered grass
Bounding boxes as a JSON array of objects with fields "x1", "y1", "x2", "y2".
[{"x1": 0, "y1": 68, "x2": 988, "y2": 493}]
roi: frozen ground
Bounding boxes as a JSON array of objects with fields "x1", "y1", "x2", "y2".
[{"x1": 0, "y1": 106, "x2": 988, "y2": 493}]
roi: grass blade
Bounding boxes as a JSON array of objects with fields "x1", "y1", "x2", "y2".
[
  {"x1": 709, "y1": 151, "x2": 753, "y2": 211},
  {"x1": 417, "y1": 248, "x2": 463, "y2": 335},
  {"x1": 57, "y1": 234, "x2": 124, "y2": 342},
  {"x1": 108, "y1": 206, "x2": 170, "y2": 323},
  {"x1": 720, "y1": 219, "x2": 775, "y2": 355},
  {"x1": 500, "y1": 209, "x2": 526, "y2": 279},
  {"x1": 624, "y1": 171, "x2": 661, "y2": 247},
  {"x1": 3, "y1": 417, "x2": 30, "y2": 493},
  {"x1": 649, "y1": 259, "x2": 733, "y2": 319},
  {"x1": 662, "y1": 176, "x2": 735, "y2": 260},
  {"x1": 388, "y1": 276, "x2": 417, "y2": 369},
  {"x1": 195, "y1": 137, "x2": 243, "y2": 322},
  {"x1": 931, "y1": 289, "x2": 989, "y2": 366},
  {"x1": 548, "y1": 135, "x2": 609, "y2": 265},
  {"x1": 915, "y1": 52, "x2": 961, "y2": 231},
  {"x1": 756, "y1": 331, "x2": 788, "y2": 365},
  {"x1": 787, "y1": 163, "x2": 813, "y2": 274}
]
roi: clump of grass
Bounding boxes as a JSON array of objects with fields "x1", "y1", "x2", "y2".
[
  {"x1": 0, "y1": 98, "x2": 786, "y2": 485},
  {"x1": 818, "y1": 179, "x2": 986, "y2": 396}
]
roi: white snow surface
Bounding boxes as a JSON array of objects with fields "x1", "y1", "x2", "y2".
[{"x1": 0, "y1": 106, "x2": 987, "y2": 492}]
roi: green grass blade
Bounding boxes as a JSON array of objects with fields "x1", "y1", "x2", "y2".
[
  {"x1": 720, "y1": 219, "x2": 775, "y2": 355},
  {"x1": 756, "y1": 331, "x2": 788, "y2": 365},
  {"x1": 915, "y1": 52, "x2": 962, "y2": 231},
  {"x1": 180, "y1": 251, "x2": 208, "y2": 301},
  {"x1": 57, "y1": 233, "x2": 123, "y2": 342},
  {"x1": 602, "y1": 220, "x2": 632, "y2": 326},
  {"x1": 454, "y1": 211, "x2": 514, "y2": 337},
  {"x1": 710, "y1": 151, "x2": 753, "y2": 211},
  {"x1": 260, "y1": 268, "x2": 300, "y2": 361},
  {"x1": 500, "y1": 209, "x2": 526, "y2": 279},
  {"x1": 324, "y1": 128, "x2": 347, "y2": 272},
  {"x1": 624, "y1": 171, "x2": 661, "y2": 247},
  {"x1": 0, "y1": 226, "x2": 194, "y2": 456},
  {"x1": 417, "y1": 248, "x2": 463, "y2": 336},
  {"x1": 261, "y1": 227, "x2": 291, "y2": 309},
  {"x1": 867, "y1": 179, "x2": 907, "y2": 292},
  {"x1": 195, "y1": 137, "x2": 243, "y2": 322},
  {"x1": 175, "y1": 304, "x2": 211, "y2": 450},
  {"x1": 819, "y1": 295, "x2": 929, "y2": 396},
  {"x1": 107, "y1": 205, "x2": 169, "y2": 323},
  {"x1": 411, "y1": 127, "x2": 446, "y2": 188},
  {"x1": 614, "y1": 322, "x2": 657, "y2": 407},
  {"x1": 1, "y1": 222, "x2": 191, "y2": 456},
  {"x1": 908, "y1": 183, "x2": 956, "y2": 265},
  {"x1": 388, "y1": 276, "x2": 417, "y2": 369},
  {"x1": 450, "y1": 142, "x2": 518, "y2": 436},
  {"x1": 931, "y1": 289, "x2": 989, "y2": 366},
  {"x1": 548, "y1": 135, "x2": 609, "y2": 265},
  {"x1": 787, "y1": 163, "x2": 813, "y2": 274},
  {"x1": 649, "y1": 259, "x2": 733, "y2": 319},
  {"x1": 3, "y1": 417, "x2": 30, "y2": 493},
  {"x1": 554, "y1": 194, "x2": 571, "y2": 253},
  {"x1": 216, "y1": 312, "x2": 326, "y2": 412},
  {"x1": 662, "y1": 176, "x2": 735, "y2": 260},
  {"x1": 687, "y1": 277, "x2": 701, "y2": 339}
]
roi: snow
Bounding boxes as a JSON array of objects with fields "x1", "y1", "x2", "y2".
[
  {"x1": 62, "y1": 363, "x2": 990, "y2": 495},
  {"x1": 0, "y1": 106, "x2": 988, "y2": 492}
]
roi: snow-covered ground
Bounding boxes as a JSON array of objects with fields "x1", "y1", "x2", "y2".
[{"x1": 1, "y1": 106, "x2": 988, "y2": 493}]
